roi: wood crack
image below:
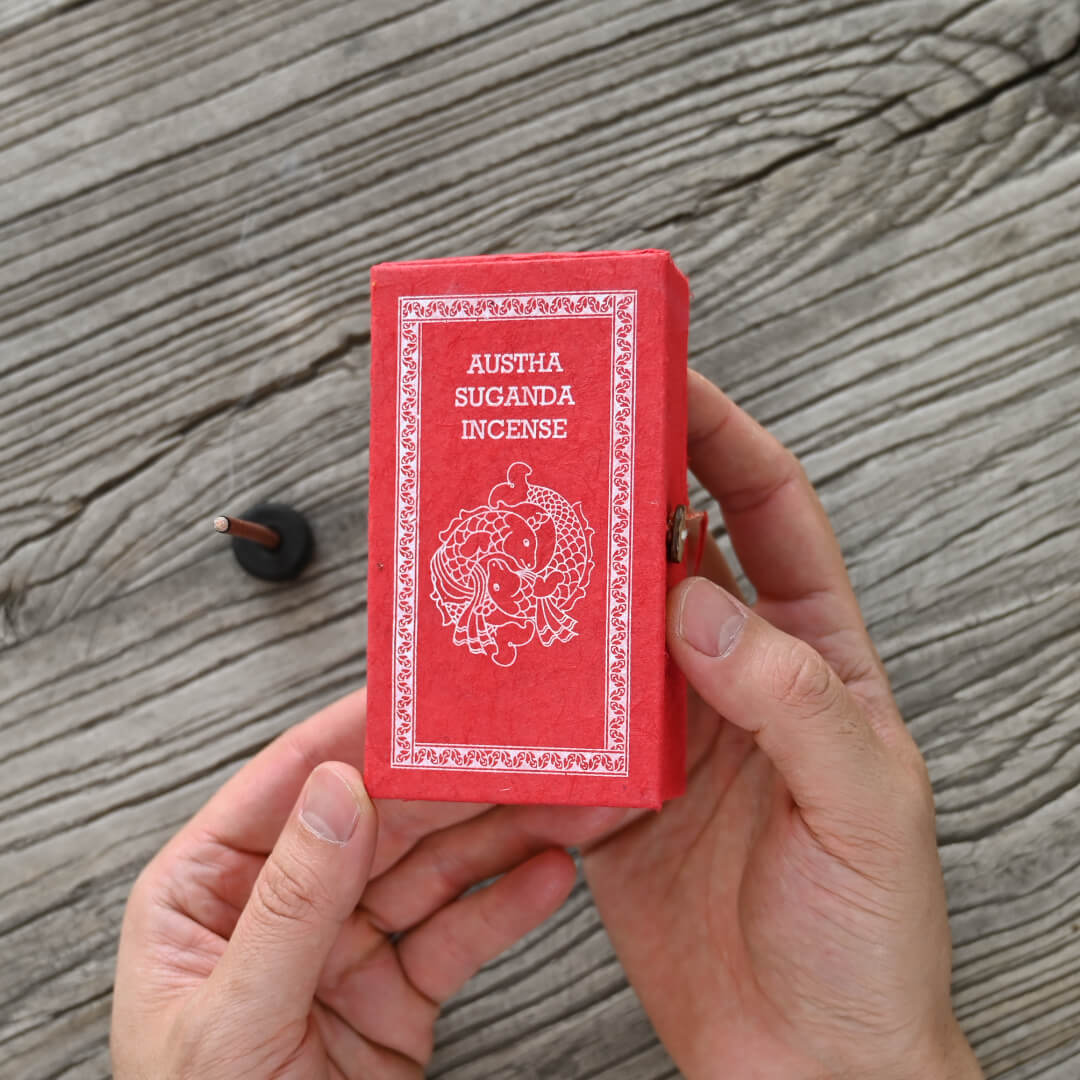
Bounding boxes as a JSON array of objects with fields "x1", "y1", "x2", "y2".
[
  {"x1": 887, "y1": 36, "x2": 1080, "y2": 146},
  {"x1": 646, "y1": 138, "x2": 837, "y2": 229}
]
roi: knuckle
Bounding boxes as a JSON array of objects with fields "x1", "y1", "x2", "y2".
[
  {"x1": 430, "y1": 846, "x2": 475, "y2": 905},
  {"x1": 774, "y1": 449, "x2": 812, "y2": 499},
  {"x1": 900, "y1": 751, "x2": 937, "y2": 829},
  {"x1": 788, "y1": 451, "x2": 811, "y2": 488},
  {"x1": 771, "y1": 639, "x2": 841, "y2": 716},
  {"x1": 252, "y1": 853, "x2": 319, "y2": 926},
  {"x1": 126, "y1": 863, "x2": 155, "y2": 912},
  {"x1": 123, "y1": 859, "x2": 171, "y2": 930},
  {"x1": 910, "y1": 748, "x2": 934, "y2": 797}
]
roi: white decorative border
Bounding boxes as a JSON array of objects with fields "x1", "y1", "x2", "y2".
[{"x1": 392, "y1": 291, "x2": 637, "y2": 775}]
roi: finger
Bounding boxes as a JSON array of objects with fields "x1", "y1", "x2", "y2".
[
  {"x1": 180, "y1": 688, "x2": 488, "y2": 870},
  {"x1": 186, "y1": 690, "x2": 370, "y2": 853},
  {"x1": 157, "y1": 837, "x2": 263, "y2": 940},
  {"x1": 668, "y1": 577, "x2": 889, "y2": 816},
  {"x1": 362, "y1": 803, "x2": 632, "y2": 934},
  {"x1": 698, "y1": 529, "x2": 745, "y2": 602},
  {"x1": 204, "y1": 763, "x2": 377, "y2": 1030},
  {"x1": 312, "y1": 1001, "x2": 422, "y2": 1080},
  {"x1": 369, "y1": 796, "x2": 491, "y2": 878},
  {"x1": 687, "y1": 371, "x2": 869, "y2": 658},
  {"x1": 152, "y1": 694, "x2": 372, "y2": 946},
  {"x1": 316, "y1": 917, "x2": 437, "y2": 1063},
  {"x1": 396, "y1": 850, "x2": 577, "y2": 1004},
  {"x1": 680, "y1": 533, "x2": 747, "y2": 777},
  {"x1": 363, "y1": 811, "x2": 542, "y2": 934},
  {"x1": 319, "y1": 819, "x2": 596, "y2": 1055}
]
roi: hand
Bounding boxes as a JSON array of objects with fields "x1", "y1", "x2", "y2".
[
  {"x1": 581, "y1": 372, "x2": 984, "y2": 1079},
  {"x1": 111, "y1": 691, "x2": 576, "y2": 1079}
]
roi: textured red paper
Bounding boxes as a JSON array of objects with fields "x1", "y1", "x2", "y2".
[{"x1": 366, "y1": 251, "x2": 689, "y2": 808}]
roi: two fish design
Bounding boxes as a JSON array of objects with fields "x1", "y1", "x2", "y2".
[{"x1": 429, "y1": 462, "x2": 594, "y2": 667}]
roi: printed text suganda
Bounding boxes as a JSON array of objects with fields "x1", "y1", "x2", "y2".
[{"x1": 457, "y1": 352, "x2": 576, "y2": 440}]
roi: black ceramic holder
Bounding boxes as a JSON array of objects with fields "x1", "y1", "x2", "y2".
[{"x1": 215, "y1": 503, "x2": 314, "y2": 581}]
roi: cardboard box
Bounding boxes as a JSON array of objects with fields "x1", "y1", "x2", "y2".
[{"x1": 366, "y1": 251, "x2": 690, "y2": 807}]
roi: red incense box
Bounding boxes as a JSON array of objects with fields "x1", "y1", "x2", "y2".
[{"x1": 366, "y1": 250, "x2": 690, "y2": 808}]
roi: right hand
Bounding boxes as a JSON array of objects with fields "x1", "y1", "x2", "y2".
[
  {"x1": 578, "y1": 373, "x2": 983, "y2": 1079},
  {"x1": 408, "y1": 372, "x2": 984, "y2": 1078}
]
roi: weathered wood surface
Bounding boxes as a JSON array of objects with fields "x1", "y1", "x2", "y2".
[{"x1": 1, "y1": 0, "x2": 1079, "y2": 1076}]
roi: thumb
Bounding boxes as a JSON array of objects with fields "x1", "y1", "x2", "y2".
[
  {"x1": 668, "y1": 577, "x2": 887, "y2": 816},
  {"x1": 206, "y1": 762, "x2": 377, "y2": 1028}
]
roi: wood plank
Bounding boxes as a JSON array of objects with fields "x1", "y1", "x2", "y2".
[
  {"x1": 1, "y1": 0, "x2": 1079, "y2": 1076},
  {"x1": 0, "y1": 0, "x2": 71, "y2": 40}
]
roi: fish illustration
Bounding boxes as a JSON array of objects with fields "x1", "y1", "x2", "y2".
[{"x1": 429, "y1": 462, "x2": 594, "y2": 667}]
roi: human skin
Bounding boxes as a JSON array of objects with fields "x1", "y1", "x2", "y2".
[
  {"x1": 110, "y1": 702, "x2": 578, "y2": 1079},
  {"x1": 112, "y1": 370, "x2": 982, "y2": 1079},
  {"x1": 576, "y1": 372, "x2": 985, "y2": 1079}
]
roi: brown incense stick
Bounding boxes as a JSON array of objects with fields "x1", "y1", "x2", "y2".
[{"x1": 213, "y1": 514, "x2": 281, "y2": 551}]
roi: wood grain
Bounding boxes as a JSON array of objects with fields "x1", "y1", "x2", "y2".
[{"x1": 1, "y1": 0, "x2": 1078, "y2": 1076}]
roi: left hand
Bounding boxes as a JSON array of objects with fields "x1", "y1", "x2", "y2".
[{"x1": 111, "y1": 690, "x2": 576, "y2": 1079}]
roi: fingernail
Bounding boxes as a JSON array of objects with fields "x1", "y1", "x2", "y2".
[
  {"x1": 300, "y1": 765, "x2": 360, "y2": 845},
  {"x1": 677, "y1": 578, "x2": 746, "y2": 658}
]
